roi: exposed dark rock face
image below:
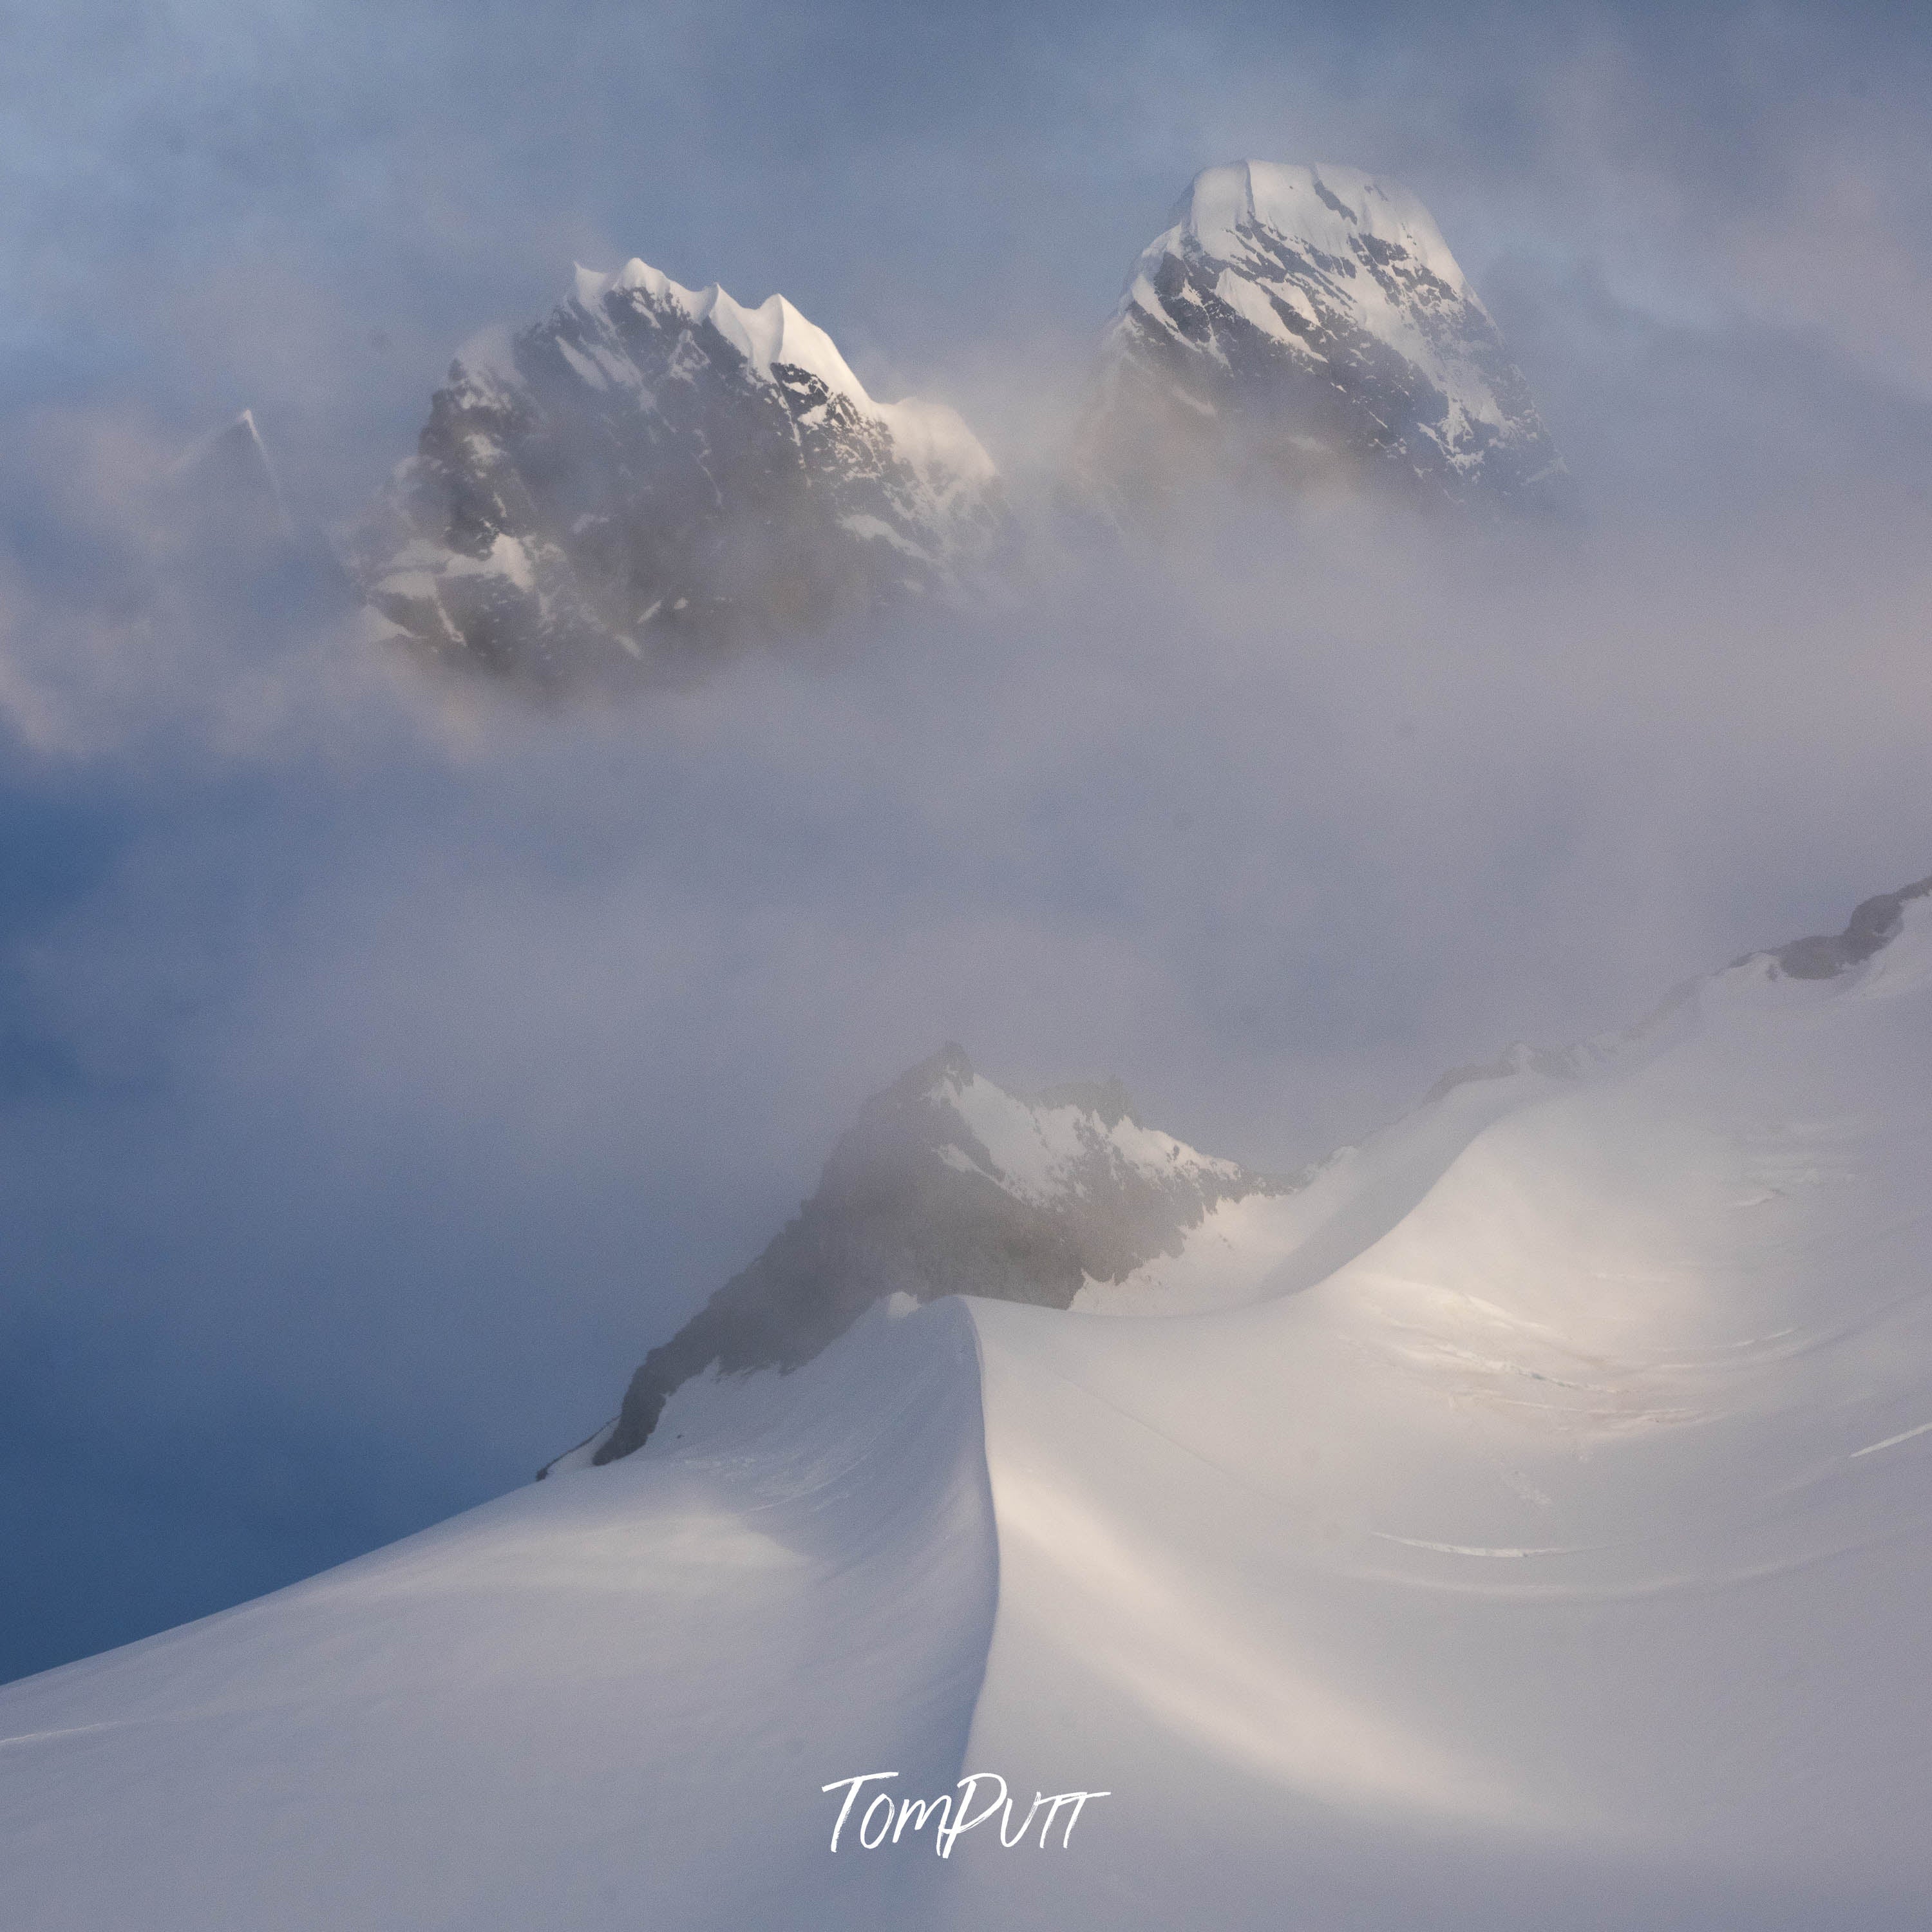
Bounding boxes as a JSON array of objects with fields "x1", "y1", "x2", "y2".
[
  {"x1": 1078, "y1": 161, "x2": 1566, "y2": 519},
  {"x1": 350, "y1": 262, "x2": 1003, "y2": 684},
  {"x1": 1762, "y1": 876, "x2": 1932, "y2": 980},
  {"x1": 583, "y1": 1045, "x2": 1291, "y2": 1466}
]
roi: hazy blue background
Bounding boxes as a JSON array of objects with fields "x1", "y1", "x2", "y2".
[{"x1": 3, "y1": 0, "x2": 1929, "y2": 1681}]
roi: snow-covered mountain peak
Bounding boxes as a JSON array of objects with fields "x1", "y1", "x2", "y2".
[
  {"x1": 350, "y1": 256, "x2": 1004, "y2": 682},
  {"x1": 574, "y1": 879, "x2": 1932, "y2": 1472},
  {"x1": 922, "y1": 1057, "x2": 1244, "y2": 1212},
  {"x1": 166, "y1": 408, "x2": 292, "y2": 540},
  {"x1": 1165, "y1": 161, "x2": 1468, "y2": 299},
  {"x1": 568, "y1": 257, "x2": 874, "y2": 409},
  {"x1": 576, "y1": 1044, "x2": 1291, "y2": 1464},
  {"x1": 1080, "y1": 158, "x2": 1564, "y2": 516}
]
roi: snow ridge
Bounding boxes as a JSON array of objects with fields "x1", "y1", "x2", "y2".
[{"x1": 578, "y1": 875, "x2": 1932, "y2": 1471}]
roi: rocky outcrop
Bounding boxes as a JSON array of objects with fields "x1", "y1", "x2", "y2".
[
  {"x1": 581, "y1": 1045, "x2": 1292, "y2": 1464},
  {"x1": 1762, "y1": 876, "x2": 1932, "y2": 980}
]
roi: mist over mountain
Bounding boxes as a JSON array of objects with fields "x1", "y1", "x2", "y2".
[
  {"x1": 6, "y1": 17, "x2": 1932, "y2": 1927},
  {"x1": 1077, "y1": 162, "x2": 1566, "y2": 518},
  {"x1": 570, "y1": 875, "x2": 1932, "y2": 1481},
  {"x1": 576, "y1": 1044, "x2": 1293, "y2": 1466},
  {"x1": 343, "y1": 160, "x2": 1564, "y2": 683},
  {"x1": 349, "y1": 260, "x2": 1003, "y2": 682}
]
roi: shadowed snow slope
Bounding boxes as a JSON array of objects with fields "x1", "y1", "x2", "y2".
[
  {"x1": 0, "y1": 1303, "x2": 998, "y2": 1932},
  {"x1": 6, "y1": 884, "x2": 1932, "y2": 1927}
]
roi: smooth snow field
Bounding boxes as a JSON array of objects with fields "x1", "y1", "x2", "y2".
[{"x1": 7, "y1": 905, "x2": 1932, "y2": 1929}]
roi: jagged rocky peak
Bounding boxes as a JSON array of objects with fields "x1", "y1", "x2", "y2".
[
  {"x1": 1078, "y1": 160, "x2": 1566, "y2": 518},
  {"x1": 560, "y1": 1044, "x2": 1291, "y2": 1469},
  {"x1": 1754, "y1": 874, "x2": 1932, "y2": 980},
  {"x1": 350, "y1": 258, "x2": 1004, "y2": 684}
]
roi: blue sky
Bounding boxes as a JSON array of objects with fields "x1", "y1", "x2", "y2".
[{"x1": 3, "y1": 0, "x2": 1930, "y2": 1682}]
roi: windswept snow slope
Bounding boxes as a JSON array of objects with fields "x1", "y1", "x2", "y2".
[
  {"x1": 957, "y1": 905, "x2": 1932, "y2": 1927},
  {"x1": 6, "y1": 887, "x2": 1932, "y2": 1927},
  {"x1": 0, "y1": 1303, "x2": 998, "y2": 1932}
]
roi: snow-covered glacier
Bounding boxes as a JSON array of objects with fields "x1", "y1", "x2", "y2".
[{"x1": 5, "y1": 878, "x2": 1931, "y2": 1929}]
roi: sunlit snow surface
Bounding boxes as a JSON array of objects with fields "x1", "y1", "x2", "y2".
[{"x1": 8, "y1": 906, "x2": 1932, "y2": 1927}]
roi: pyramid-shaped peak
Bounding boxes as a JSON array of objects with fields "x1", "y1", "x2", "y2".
[
  {"x1": 1079, "y1": 158, "x2": 1562, "y2": 516},
  {"x1": 166, "y1": 408, "x2": 292, "y2": 544},
  {"x1": 1171, "y1": 161, "x2": 1466, "y2": 290}
]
